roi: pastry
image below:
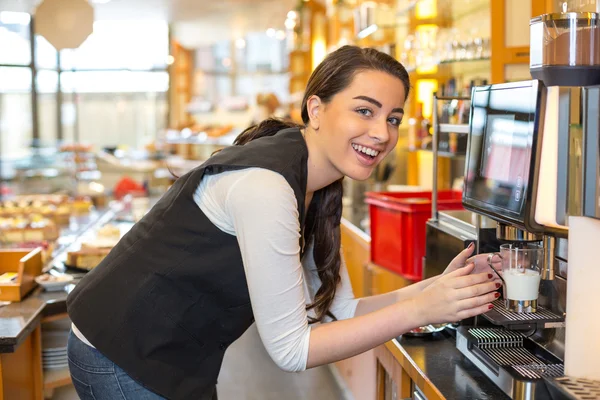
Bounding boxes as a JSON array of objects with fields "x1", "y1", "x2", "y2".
[{"x1": 67, "y1": 247, "x2": 111, "y2": 270}]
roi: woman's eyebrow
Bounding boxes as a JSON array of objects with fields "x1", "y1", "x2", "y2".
[{"x1": 353, "y1": 95, "x2": 404, "y2": 114}]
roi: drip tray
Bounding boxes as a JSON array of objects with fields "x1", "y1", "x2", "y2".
[
  {"x1": 456, "y1": 326, "x2": 564, "y2": 400},
  {"x1": 482, "y1": 299, "x2": 565, "y2": 330},
  {"x1": 542, "y1": 376, "x2": 600, "y2": 400}
]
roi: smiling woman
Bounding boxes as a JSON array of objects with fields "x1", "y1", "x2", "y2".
[{"x1": 66, "y1": 45, "x2": 501, "y2": 400}]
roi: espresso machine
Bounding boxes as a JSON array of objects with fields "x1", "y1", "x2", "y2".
[{"x1": 451, "y1": 6, "x2": 600, "y2": 400}]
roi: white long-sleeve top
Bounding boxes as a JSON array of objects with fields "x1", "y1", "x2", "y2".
[{"x1": 74, "y1": 167, "x2": 359, "y2": 372}]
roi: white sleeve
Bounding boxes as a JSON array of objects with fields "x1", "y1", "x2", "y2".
[{"x1": 224, "y1": 168, "x2": 311, "y2": 373}]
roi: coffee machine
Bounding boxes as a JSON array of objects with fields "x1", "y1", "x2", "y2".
[
  {"x1": 453, "y1": 6, "x2": 600, "y2": 399},
  {"x1": 454, "y1": 79, "x2": 567, "y2": 400}
]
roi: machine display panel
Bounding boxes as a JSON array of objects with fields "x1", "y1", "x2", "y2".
[{"x1": 463, "y1": 80, "x2": 543, "y2": 225}]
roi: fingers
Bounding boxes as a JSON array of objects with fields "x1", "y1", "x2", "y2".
[
  {"x1": 458, "y1": 285, "x2": 500, "y2": 305},
  {"x1": 466, "y1": 253, "x2": 501, "y2": 268},
  {"x1": 448, "y1": 271, "x2": 495, "y2": 289},
  {"x1": 449, "y1": 242, "x2": 476, "y2": 267},
  {"x1": 457, "y1": 302, "x2": 496, "y2": 321},
  {"x1": 455, "y1": 290, "x2": 499, "y2": 320},
  {"x1": 444, "y1": 262, "x2": 476, "y2": 279}
]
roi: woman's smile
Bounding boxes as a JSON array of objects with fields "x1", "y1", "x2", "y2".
[{"x1": 351, "y1": 142, "x2": 382, "y2": 167}]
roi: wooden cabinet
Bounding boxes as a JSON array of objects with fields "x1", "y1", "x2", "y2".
[
  {"x1": 337, "y1": 220, "x2": 416, "y2": 400},
  {"x1": 335, "y1": 220, "x2": 377, "y2": 400},
  {"x1": 0, "y1": 325, "x2": 44, "y2": 400},
  {"x1": 374, "y1": 344, "x2": 412, "y2": 400},
  {"x1": 375, "y1": 341, "x2": 448, "y2": 400}
]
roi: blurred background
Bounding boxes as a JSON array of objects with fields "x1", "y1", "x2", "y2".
[{"x1": 0, "y1": 1, "x2": 594, "y2": 399}]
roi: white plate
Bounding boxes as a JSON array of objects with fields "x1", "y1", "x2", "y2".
[
  {"x1": 42, "y1": 331, "x2": 69, "y2": 350},
  {"x1": 43, "y1": 362, "x2": 68, "y2": 367},
  {"x1": 44, "y1": 364, "x2": 69, "y2": 370},
  {"x1": 35, "y1": 274, "x2": 74, "y2": 291},
  {"x1": 43, "y1": 354, "x2": 68, "y2": 361}
]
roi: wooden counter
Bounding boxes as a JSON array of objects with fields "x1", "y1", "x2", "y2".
[{"x1": 0, "y1": 206, "x2": 122, "y2": 399}]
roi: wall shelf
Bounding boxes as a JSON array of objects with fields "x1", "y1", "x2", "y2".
[{"x1": 439, "y1": 124, "x2": 470, "y2": 134}]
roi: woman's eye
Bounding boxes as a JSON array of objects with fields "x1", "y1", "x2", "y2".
[
  {"x1": 388, "y1": 117, "x2": 402, "y2": 127},
  {"x1": 356, "y1": 108, "x2": 373, "y2": 117}
]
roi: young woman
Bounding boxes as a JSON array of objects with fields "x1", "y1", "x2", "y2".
[{"x1": 66, "y1": 45, "x2": 501, "y2": 400}]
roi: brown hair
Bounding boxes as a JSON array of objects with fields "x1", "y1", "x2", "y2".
[{"x1": 232, "y1": 46, "x2": 410, "y2": 323}]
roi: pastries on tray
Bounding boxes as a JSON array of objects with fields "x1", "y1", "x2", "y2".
[
  {"x1": 0, "y1": 214, "x2": 59, "y2": 243},
  {"x1": 66, "y1": 247, "x2": 112, "y2": 270},
  {"x1": 66, "y1": 223, "x2": 123, "y2": 270},
  {"x1": 0, "y1": 195, "x2": 94, "y2": 223}
]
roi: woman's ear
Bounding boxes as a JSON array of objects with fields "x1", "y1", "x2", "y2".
[{"x1": 306, "y1": 95, "x2": 322, "y2": 131}]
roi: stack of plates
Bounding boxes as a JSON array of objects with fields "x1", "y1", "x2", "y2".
[{"x1": 42, "y1": 330, "x2": 69, "y2": 370}]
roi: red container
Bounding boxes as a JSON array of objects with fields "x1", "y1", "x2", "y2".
[{"x1": 365, "y1": 190, "x2": 464, "y2": 281}]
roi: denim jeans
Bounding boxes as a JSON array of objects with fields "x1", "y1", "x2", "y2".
[{"x1": 68, "y1": 330, "x2": 218, "y2": 399}]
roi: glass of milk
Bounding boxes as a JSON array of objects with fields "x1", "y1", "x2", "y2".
[{"x1": 499, "y1": 243, "x2": 543, "y2": 313}]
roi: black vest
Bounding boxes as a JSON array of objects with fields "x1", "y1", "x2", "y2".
[{"x1": 67, "y1": 128, "x2": 308, "y2": 400}]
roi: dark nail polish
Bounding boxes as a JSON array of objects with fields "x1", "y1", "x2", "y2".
[
  {"x1": 495, "y1": 283, "x2": 501, "y2": 289},
  {"x1": 488, "y1": 273, "x2": 493, "y2": 279},
  {"x1": 468, "y1": 242, "x2": 474, "y2": 249},
  {"x1": 495, "y1": 292, "x2": 500, "y2": 298},
  {"x1": 488, "y1": 304, "x2": 494, "y2": 310}
]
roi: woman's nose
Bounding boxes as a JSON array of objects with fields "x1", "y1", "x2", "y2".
[{"x1": 368, "y1": 118, "x2": 390, "y2": 143}]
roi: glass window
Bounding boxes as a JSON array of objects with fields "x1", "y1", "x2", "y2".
[
  {"x1": 60, "y1": 71, "x2": 168, "y2": 93},
  {"x1": 37, "y1": 70, "x2": 58, "y2": 147},
  {"x1": 60, "y1": 21, "x2": 169, "y2": 70},
  {"x1": 0, "y1": 12, "x2": 31, "y2": 66},
  {"x1": 245, "y1": 32, "x2": 287, "y2": 72},
  {"x1": 0, "y1": 67, "x2": 32, "y2": 158},
  {"x1": 60, "y1": 93, "x2": 76, "y2": 144},
  {"x1": 215, "y1": 76, "x2": 232, "y2": 103},
  {"x1": 73, "y1": 92, "x2": 167, "y2": 149},
  {"x1": 59, "y1": 71, "x2": 168, "y2": 149},
  {"x1": 213, "y1": 40, "x2": 232, "y2": 73},
  {"x1": 235, "y1": 73, "x2": 289, "y2": 102},
  {"x1": 35, "y1": 35, "x2": 58, "y2": 70}
]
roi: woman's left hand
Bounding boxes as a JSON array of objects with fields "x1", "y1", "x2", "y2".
[{"x1": 443, "y1": 242, "x2": 502, "y2": 282}]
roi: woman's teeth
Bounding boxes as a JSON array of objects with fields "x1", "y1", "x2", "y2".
[{"x1": 352, "y1": 143, "x2": 380, "y2": 157}]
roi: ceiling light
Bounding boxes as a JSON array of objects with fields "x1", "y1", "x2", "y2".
[
  {"x1": 0, "y1": 11, "x2": 31, "y2": 25},
  {"x1": 287, "y1": 11, "x2": 297, "y2": 20},
  {"x1": 284, "y1": 18, "x2": 296, "y2": 30},
  {"x1": 357, "y1": 24, "x2": 378, "y2": 39},
  {"x1": 266, "y1": 28, "x2": 276, "y2": 37},
  {"x1": 275, "y1": 30, "x2": 286, "y2": 40},
  {"x1": 235, "y1": 38, "x2": 246, "y2": 49},
  {"x1": 166, "y1": 55, "x2": 175, "y2": 65}
]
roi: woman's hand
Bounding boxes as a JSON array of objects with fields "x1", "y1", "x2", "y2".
[
  {"x1": 413, "y1": 263, "x2": 500, "y2": 325},
  {"x1": 443, "y1": 242, "x2": 502, "y2": 281}
]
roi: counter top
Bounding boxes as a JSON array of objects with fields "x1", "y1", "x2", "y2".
[
  {"x1": 0, "y1": 287, "x2": 68, "y2": 352},
  {"x1": 390, "y1": 330, "x2": 509, "y2": 400},
  {"x1": 0, "y1": 204, "x2": 123, "y2": 353}
]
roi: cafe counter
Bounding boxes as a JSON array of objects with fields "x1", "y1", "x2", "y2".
[
  {"x1": 0, "y1": 204, "x2": 128, "y2": 399},
  {"x1": 335, "y1": 218, "x2": 508, "y2": 400}
]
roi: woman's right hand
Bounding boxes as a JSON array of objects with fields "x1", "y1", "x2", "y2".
[{"x1": 412, "y1": 263, "x2": 500, "y2": 325}]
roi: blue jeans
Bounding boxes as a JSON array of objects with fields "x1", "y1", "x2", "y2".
[{"x1": 67, "y1": 330, "x2": 167, "y2": 399}]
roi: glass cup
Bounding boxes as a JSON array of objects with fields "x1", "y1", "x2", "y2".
[{"x1": 498, "y1": 243, "x2": 543, "y2": 313}]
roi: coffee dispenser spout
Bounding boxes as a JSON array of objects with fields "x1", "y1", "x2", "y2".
[{"x1": 542, "y1": 235, "x2": 557, "y2": 280}]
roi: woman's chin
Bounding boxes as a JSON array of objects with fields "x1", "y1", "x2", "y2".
[{"x1": 344, "y1": 168, "x2": 374, "y2": 182}]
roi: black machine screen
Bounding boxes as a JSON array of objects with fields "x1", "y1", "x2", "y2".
[{"x1": 463, "y1": 80, "x2": 542, "y2": 222}]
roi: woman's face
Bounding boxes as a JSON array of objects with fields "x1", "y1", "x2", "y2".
[{"x1": 312, "y1": 70, "x2": 406, "y2": 181}]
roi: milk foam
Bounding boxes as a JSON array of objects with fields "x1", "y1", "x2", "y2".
[{"x1": 504, "y1": 269, "x2": 541, "y2": 301}]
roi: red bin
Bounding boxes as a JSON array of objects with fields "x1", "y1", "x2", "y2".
[{"x1": 365, "y1": 190, "x2": 464, "y2": 281}]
